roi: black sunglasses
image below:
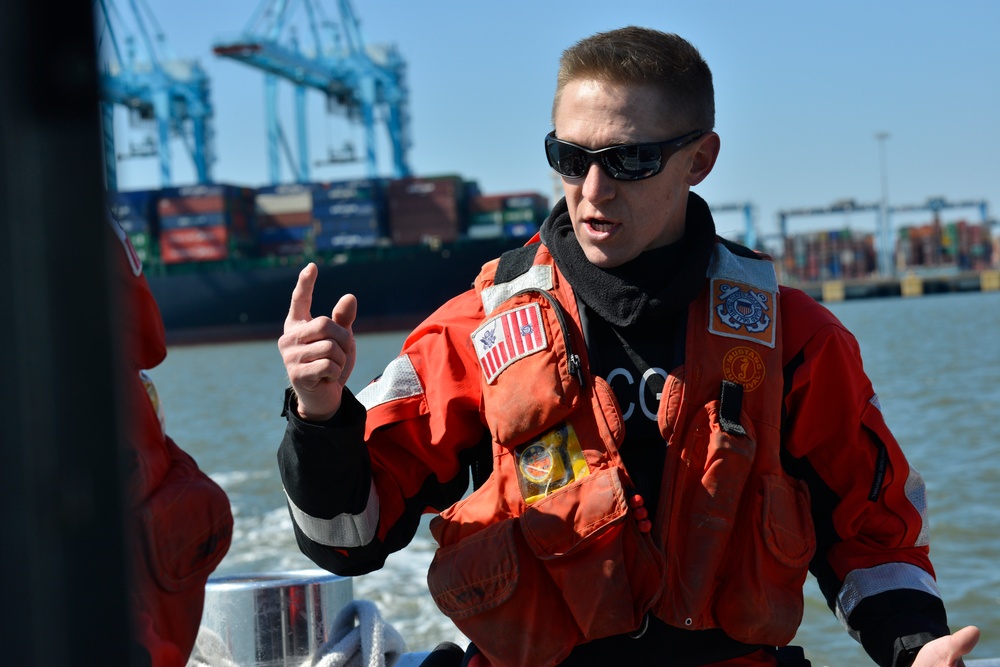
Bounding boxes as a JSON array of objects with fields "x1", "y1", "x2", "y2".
[{"x1": 544, "y1": 129, "x2": 706, "y2": 181}]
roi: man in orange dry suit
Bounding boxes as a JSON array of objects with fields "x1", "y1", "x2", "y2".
[
  {"x1": 276, "y1": 27, "x2": 980, "y2": 667},
  {"x1": 109, "y1": 212, "x2": 233, "y2": 666}
]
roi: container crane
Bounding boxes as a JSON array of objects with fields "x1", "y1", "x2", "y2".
[
  {"x1": 890, "y1": 196, "x2": 989, "y2": 225},
  {"x1": 93, "y1": 0, "x2": 215, "y2": 189},
  {"x1": 213, "y1": 0, "x2": 411, "y2": 184},
  {"x1": 778, "y1": 197, "x2": 991, "y2": 278},
  {"x1": 777, "y1": 199, "x2": 886, "y2": 274}
]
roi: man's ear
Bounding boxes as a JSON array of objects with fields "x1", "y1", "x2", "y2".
[{"x1": 685, "y1": 131, "x2": 720, "y2": 186}]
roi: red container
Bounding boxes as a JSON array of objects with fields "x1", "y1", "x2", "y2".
[
  {"x1": 158, "y1": 195, "x2": 228, "y2": 217},
  {"x1": 469, "y1": 194, "x2": 506, "y2": 213},
  {"x1": 386, "y1": 176, "x2": 465, "y2": 246},
  {"x1": 257, "y1": 211, "x2": 314, "y2": 229},
  {"x1": 159, "y1": 225, "x2": 229, "y2": 264}
]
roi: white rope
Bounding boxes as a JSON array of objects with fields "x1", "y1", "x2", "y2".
[
  {"x1": 306, "y1": 599, "x2": 408, "y2": 667},
  {"x1": 187, "y1": 626, "x2": 240, "y2": 667}
]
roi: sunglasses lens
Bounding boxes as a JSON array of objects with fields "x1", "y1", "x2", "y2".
[
  {"x1": 545, "y1": 131, "x2": 696, "y2": 181},
  {"x1": 546, "y1": 140, "x2": 589, "y2": 178},
  {"x1": 603, "y1": 145, "x2": 662, "y2": 180}
]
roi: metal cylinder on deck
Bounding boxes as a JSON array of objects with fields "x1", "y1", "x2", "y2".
[{"x1": 200, "y1": 570, "x2": 353, "y2": 666}]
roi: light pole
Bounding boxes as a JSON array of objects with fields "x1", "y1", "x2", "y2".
[{"x1": 875, "y1": 131, "x2": 892, "y2": 276}]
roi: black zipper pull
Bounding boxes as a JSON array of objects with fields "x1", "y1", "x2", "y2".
[{"x1": 568, "y1": 353, "x2": 584, "y2": 386}]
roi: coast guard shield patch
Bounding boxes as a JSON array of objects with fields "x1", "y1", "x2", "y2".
[
  {"x1": 472, "y1": 303, "x2": 547, "y2": 383},
  {"x1": 708, "y1": 278, "x2": 776, "y2": 348}
]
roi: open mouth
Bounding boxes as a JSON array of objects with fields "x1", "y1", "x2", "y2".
[{"x1": 586, "y1": 218, "x2": 617, "y2": 233}]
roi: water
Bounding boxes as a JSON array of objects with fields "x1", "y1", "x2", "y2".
[{"x1": 152, "y1": 291, "x2": 1000, "y2": 666}]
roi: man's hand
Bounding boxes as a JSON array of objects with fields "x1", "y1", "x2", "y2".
[
  {"x1": 912, "y1": 626, "x2": 980, "y2": 667},
  {"x1": 278, "y1": 263, "x2": 358, "y2": 421}
]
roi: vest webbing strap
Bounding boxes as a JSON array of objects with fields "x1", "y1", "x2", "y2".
[{"x1": 471, "y1": 243, "x2": 541, "y2": 491}]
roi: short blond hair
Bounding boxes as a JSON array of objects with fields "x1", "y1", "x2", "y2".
[{"x1": 553, "y1": 26, "x2": 715, "y2": 132}]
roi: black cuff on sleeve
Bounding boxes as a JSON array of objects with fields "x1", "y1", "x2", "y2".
[
  {"x1": 892, "y1": 631, "x2": 943, "y2": 667},
  {"x1": 277, "y1": 387, "x2": 370, "y2": 516},
  {"x1": 282, "y1": 387, "x2": 367, "y2": 428},
  {"x1": 849, "y1": 589, "x2": 950, "y2": 667}
]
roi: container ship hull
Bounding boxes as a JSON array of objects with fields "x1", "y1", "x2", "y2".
[{"x1": 147, "y1": 236, "x2": 532, "y2": 344}]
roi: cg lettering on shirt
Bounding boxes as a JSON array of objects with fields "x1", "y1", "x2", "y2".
[{"x1": 606, "y1": 366, "x2": 668, "y2": 421}]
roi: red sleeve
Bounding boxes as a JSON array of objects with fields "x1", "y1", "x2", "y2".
[
  {"x1": 278, "y1": 288, "x2": 491, "y2": 575},
  {"x1": 361, "y1": 288, "x2": 490, "y2": 540},
  {"x1": 780, "y1": 288, "x2": 934, "y2": 581}
]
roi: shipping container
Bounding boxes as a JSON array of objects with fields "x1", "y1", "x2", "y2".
[
  {"x1": 896, "y1": 219, "x2": 994, "y2": 271},
  {"x1": 311, "y1": 178, "x2": 382, "y2": 204},
  {"x1": 314, "y1": 229, "x2": 380, "y2": 252},
  {"x1": 467, "y1": 222, "x2": 504, "y2": 239},
  {"x1": 127, "y1": 232, "x2": 155, "y2": 264},
  {"x1": 160, "y1": 225, "x2": 230, "y2": 264},
  {"x1": 467, "y1": 191, "x2": 549, "y2": 242},
  {"x1": 386, "y1": 175, "x2": 469, "y2": 246},
  {"x1": 783, "y1": 229, "x2": 876, "y2": 282},
  {"x1": 256, "y1": 210, "x2": 314, "y2": 229},
  {"x1": 156, "y1": 183, "x2": 255, "y2": 240},
  {"x1": 256, "y1": 224, "x2": 313, "y2": 258},
  {"x1": 108, "y1": 189, "x2": 157, "y2": 234},
  {"x1": 255, "y1": 191, "x2": 313, "y2": 216},
  {"x1": 314, "y1": 199, "x2": 379, "y2": 220},
  {"x1": 159, "y1": 212, "x2": 230, "y2": 230}
]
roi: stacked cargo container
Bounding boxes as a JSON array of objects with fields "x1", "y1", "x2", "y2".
[
  {"x1": 254, "y1": 183, "x2": 315, "y2": 258},
  {"x1": 312, "y1": 179, "x2": 385, "y2": 252},
  {"x1": 468, "y1": 192, "x2": 549, "y2": 239},
  {"x1": 897, "y1": 220, "x2": 994, "y2": 271},
  {"x1": 782, "y1": 229, "x2": 877, "y2": 283},
  {"x1": 385, "y1": 175, "x2": 469, "y2": 246},
  {"x1": 108, "y1": 189, "x2": 158, "y2": 264},
  {"x1": 107, "y1": 178, "x2": 555, "y2": 267},
  {"x1": 156, "y1": 184, "x2": 254, "y2": 265}
]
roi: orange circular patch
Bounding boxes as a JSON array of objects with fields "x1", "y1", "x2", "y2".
[{"x1": 722, "y1": 346, "x2": 766, "y2": 392}]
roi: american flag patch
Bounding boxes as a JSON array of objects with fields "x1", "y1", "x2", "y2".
[{"x1": 471, "y1": 303, "x2": 547, "y2": 383}]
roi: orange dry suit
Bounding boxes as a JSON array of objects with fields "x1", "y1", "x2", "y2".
[
  {"x1": 109, "y1": 214, "x2": 233, "y2": 666},
  {"x1": 278, "y1": 199, "x2": 948, "y2": 667},
  {"x1": 422, "y1": 240, "x2": 814, "y2": 667}
]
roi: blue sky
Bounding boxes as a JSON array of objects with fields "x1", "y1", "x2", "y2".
[{"x1": 101, "y1": 1, "x2": 1000, "y2": 240}]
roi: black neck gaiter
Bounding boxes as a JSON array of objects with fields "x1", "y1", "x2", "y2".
[{"x1": 539, "y1": 191, "x2": 717, "y2": 329}]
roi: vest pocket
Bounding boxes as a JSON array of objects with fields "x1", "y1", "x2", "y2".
[
  {"x1": 478, "y1": 293, "x2": 581, "y2": 447},
  {"x1": 138, "y1": 439, "x2": 233, "y2": 592},
  {"x1": 714, "y1": 472, "x2": 815, "y2": 645},
  {"x1": 427, "y1": 518, "x2": 583, "y2": 667},
  {"x1": 661, "y1": 400, "x2": 756, "y2": 629},
  {"x1": 427, "y1": 466, "x2": 663, "y2": 667},
  {"x1": 522, "y1": 466, "x2": 663, "y2": 640}
]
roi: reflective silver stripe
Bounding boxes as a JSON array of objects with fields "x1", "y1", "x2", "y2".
[
  {"x1": 480, "y1": 264, "x2": 553, "y2": 315},
  {"x1": 868, "y1": 393, "x2": 930, "y2": 547},
  {"x1": 285, "y1": 480, "x2": 380, "y2": 548},
  {"x1": 706, "y1": 244, "x2": 778, "y2": 293},
  {"x1": 906, "y1": 466, "x2": 930, "y2": 547},
  {"x1": 356, "y1": 354, "x2": 423, "y2": 410},
  {"x1": 836, "y1": 563, "x2": 941, "y2": 638}
]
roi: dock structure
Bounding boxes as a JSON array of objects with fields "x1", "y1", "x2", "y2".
[{"x1": 789, "y1": 269, "x2": 1000, "y2": 303}]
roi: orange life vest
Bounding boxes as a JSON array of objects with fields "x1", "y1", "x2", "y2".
[
  {"x1": 426, "y1": 240, "x2": 815, "y2": 667},
  {"x1": 110, "y1": 216, "x2": 233, "y2": 666}
]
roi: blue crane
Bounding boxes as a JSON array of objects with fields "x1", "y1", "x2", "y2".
[
  {"x1": 213, "y1": 0, "x2": 411, "y2": 184},
  {"x1": 93, "y1": 0, "x2": 215, "y2": 189}
]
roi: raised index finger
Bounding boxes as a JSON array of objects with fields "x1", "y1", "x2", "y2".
[{"x1": 286, "y1": 263, "x2": 318, "y2": 327}]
